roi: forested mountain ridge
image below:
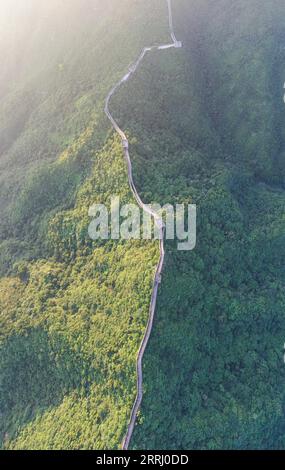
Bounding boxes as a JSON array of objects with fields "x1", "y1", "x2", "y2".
[
  {"x1": 0, "y1": 0, "x2": 167, "y2": 274},
  {"x1": 0, "y1": 0, "x2": 166, "y2": 449},
  {"x1": 0, "y1": 0, "x2": 285, "y2": 450},
  {"x1": 129, "y1": 0, "x2": 285, "y2": 449}
]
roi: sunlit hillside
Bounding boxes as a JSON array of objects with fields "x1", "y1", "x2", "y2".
[{"x1": 0, "y1": 0, "x2": 285, "y2": 450}]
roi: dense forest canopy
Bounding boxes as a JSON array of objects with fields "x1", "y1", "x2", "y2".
[{"x1": 0, "y1": 0, "x2": 284, "y2": 450}]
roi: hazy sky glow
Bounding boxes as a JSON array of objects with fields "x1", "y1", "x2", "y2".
[
  {"x1": 0, "y1": 0, "x2": 34, "y2": 32},
  {"x1": 0, "y1": 0, "x2": 28, "y2": 19}
]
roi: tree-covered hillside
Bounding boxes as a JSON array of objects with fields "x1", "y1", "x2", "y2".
[
  {"x1": 0, "y1": 0, "x2": 165, "y2": 449},
  {"x1": 0, "y1": 0, "x2": 285, "y2": 450},
  {"x1": 128, "y1": 0, "x2": 285, "y2": 449}
]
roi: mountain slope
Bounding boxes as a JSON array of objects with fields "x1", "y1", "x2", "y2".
[
  {"x1": 0, "y1": 0, "x2": 285, "y2": 450},
  {"x1": 128, "y1": 0, "x2": 285, "y2": 449},
  {"x1": 0, "y1": 0, "x2": 166, "y2": 449}
]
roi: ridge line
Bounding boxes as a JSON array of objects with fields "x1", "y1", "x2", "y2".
[{"x1": 104, "y1": 0, "x2": 182, "y2": 450}]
